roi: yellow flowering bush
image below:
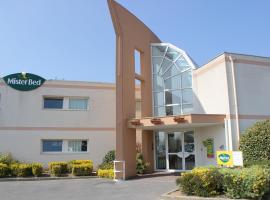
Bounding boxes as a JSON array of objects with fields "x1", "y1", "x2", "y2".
[
  {"x1": 97, "y1": 169, "x2": 114, "y2": 179},
  {"x1": 177, "y1": 166, "x2": 223, "y2": 197}
]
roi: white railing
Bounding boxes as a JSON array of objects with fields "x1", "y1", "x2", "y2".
[{"x1": 113, "y1": 160, "x2": 125, "y2": 181}]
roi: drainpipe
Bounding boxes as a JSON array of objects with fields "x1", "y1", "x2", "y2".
[{"x1": 229, "y1": 56, "x2": 240, "y2": 149}]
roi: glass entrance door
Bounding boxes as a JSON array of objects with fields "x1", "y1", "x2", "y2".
[
  {"x1": 168, "y1": 132, "x2": 183, "y2": 170},
  {"x1": 155, "y1": 131, "x2": 195, "y2": 171}
]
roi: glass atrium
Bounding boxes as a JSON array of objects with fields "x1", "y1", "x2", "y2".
[{"x1": 151, "y1": 43, "x2": 196, "y2": 117}]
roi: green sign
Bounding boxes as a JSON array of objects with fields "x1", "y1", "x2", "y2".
[
  {"x1": 203, "y1": 138, "x2": 214, "y2": 158},
  {"x1": 218, "y1": 153, "x2": 230, "y2": 163},
  {"x1": 3, "y1": 72, "x2": 46, "y2": 91}
]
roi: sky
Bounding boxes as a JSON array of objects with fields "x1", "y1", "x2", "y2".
[{"x1": 0, "y1": 0, "x2": 270, "y2": 82}]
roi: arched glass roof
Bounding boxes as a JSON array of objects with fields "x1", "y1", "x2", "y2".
[{"x1": 151, "y1": 43, "x2": 196, "y2": 117}]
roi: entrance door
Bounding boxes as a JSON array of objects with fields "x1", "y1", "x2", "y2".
[{"x1": 155, "y1": 131, "x2": 195, "y2": 171}]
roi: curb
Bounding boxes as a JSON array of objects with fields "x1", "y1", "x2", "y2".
[
  {"x1": 160, "y1": 189, "x2": 249, "y2": 200},
  {"x1": 0, "y1": 176, "x2": 98, "y2": 182}
]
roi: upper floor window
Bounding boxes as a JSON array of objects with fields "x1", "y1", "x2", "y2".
[
  {"x1": 43, "y1": 96, "x2": 89, "y2": 110},
  {"x1": 151, "y1": 43, "x2": 196, "y2": 117},
  {"x1": 69, "y1": 98, "x2": 88, "y2": 110},
  {"x1": 44, "y1": 97, "x2": 64, "y2": 109}
]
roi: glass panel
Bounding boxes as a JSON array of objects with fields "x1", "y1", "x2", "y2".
[
  {"x1": 184, "y1": 131, "x2": 195, "y2": 153},
  {"x1": 152, "y1": 57, "x2": 163, "y2": 74},
  {"x1": 165, "y1": 90, "x2": 181, "y2": 105},
  {"x1": 68, "y1": 140, "x2": 87, "y2": 152},
  {"x1": 185, "y1": 154, "x2": 195, "y2": 170},
  {"x1": 182, "y1": 104, "x2": 193, "y2": 114},
  {"x1": 181, "y1": 70, "x2": 192, "y2": 88},
  {"x1": 163, "y1": 64, "x2": 179, "y2": 79},
  {"x1": 165, "y1": 47, "x2": 180, "y2": 61},
  {"x1": 154, "y1": 106, "x2": 165, "y2": 117},
  {"x1": 169, "y1": 155, "x2": 182, "y2": 170},
  {"x1": 152, "y1": 46, "x2": 167, "y2": 57},
  {"x1": 182, "y1": 89, "x2": 193, "y2": 104},
  {"x1": 164, "y1": 75, "x2": 181, "y2": 90},
  {"x1": 155, "y1": 132, "x2": 166, "y2": 169},
  {"x1": 154, "y1": 92, "x2": 164, "y2": 107},
  {"x1": 43, "y1": 140, "x2": 62, "y2": 152},
  {"x1": 175, "y1": 57, "x2": 190, "y2": 72},
  {"x1": 168, "y1": 133, "x2": 182, "y2": 153},
  {"x1": 166, "y1": 105, "x2": 181, "y2": 116},
  {"x1": 153, "y1": 75, "x2": 163, "y2": 91},
  {"x1": 69, "y1": 99, "x2": 88, "y2": 110},
  {"x1": 44, "y1": 98, "x2": 63, "y2": 109},
  {"x1": 160, "y1": 58, "x2": 173, "y2": 75}
]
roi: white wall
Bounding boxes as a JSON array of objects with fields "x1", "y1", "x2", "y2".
[
  {"x1": 0, "y1": 80, "x2": 116, "y2": 128},
  {"x1": 0, "y1": 130, "x2": 115, "y2": 169},
  {"x1": 0, "y1": 80, "x2": 116, "y2": 167},
  {"x1": 193, "y1": 55, "x2": 230, "y2": 115},
  {"x1": 195, "y1": 125, "x2": 226, "y2": 166}
]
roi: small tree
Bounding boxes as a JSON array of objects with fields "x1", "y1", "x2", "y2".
[{"x1": 239, "y1": 120, "x2": 270, "y2": 163}]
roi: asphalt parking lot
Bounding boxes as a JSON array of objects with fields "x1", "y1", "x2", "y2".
[{"x1": 0, "y1": 175, "x2": 177, "y2": 200}]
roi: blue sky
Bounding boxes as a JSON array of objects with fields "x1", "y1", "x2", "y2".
[{"x1": 0, "y1": 0, "x2": 270, "y2": 82}]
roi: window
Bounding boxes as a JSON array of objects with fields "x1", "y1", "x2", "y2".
[
  {"x1": 44, "y1": 98, "x2": 63, "y2": 109},
  {"x1": 69, "y1": 98, "x2": 88, "y2": 110},
  {"x1": 42, "y1": 140, "x2": 88, "y2": 153},
  {"x1": 151, "y1": 43, "x2": 195, "y2": 116},
  {"x1": 42, "y1": 140, "x2": 63, "y2": 152},
  {"x1": 43, "y1": 97, "x2": 89, "y2": 110},
  {"x1": 68, "y1": 140, "x2": 88, "y2": 152}
]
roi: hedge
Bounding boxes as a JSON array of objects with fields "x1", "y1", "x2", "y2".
[
  {"x1": 177, "y1": 167, "x2": 223, "y2": 197},
  {"x1": 11, "y1": 163, "x2": 33, "y2": 177},
  {"x1": 0, "y1": 163, "x2": 9, "y2": 177},
  {"x1": 48, "y1": 162, "x2": 68, "y2": 176},
  {"x1": 72, "y1": 163, "x2": 93, "y2": 176},
  {"x1": 31, "y1": 163, "x2": 43, "y2": 177},
  {"x1": 97, "y1": 169, "x2": 114, "y2": 179},
  {"x1": 178, "y1": 166, "x2": 270, "y2": 199},
  {"x1": 239, "y1": 120, "x2": 270, "y2": 163}
]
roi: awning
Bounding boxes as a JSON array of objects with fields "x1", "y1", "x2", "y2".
[{"x1": 128, "y1": 114, "x2": 225, "y2": 131}]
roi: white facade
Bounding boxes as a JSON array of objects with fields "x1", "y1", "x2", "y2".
[
  {"x1": 1, "y1": 52, "x2": 270, "y2": 171},
  {"x1": 0, "y1": 80, "x2": 116, "y2": 169}
]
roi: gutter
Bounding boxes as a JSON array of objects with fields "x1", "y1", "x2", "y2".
[{"x1": 229, "y1": 56, "x2": 240, "y2": 148}]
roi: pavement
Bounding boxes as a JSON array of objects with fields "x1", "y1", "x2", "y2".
[{"x1": 0, "y1": 175, "x2": 177, "y2": 200}]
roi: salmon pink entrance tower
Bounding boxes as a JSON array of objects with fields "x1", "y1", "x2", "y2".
[{"x1": 108, "y1": 0, "x2": 161, "y2": 178}]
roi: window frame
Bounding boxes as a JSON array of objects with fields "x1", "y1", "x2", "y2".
[
  {"x1": 41, "y1": 139, "x2": 89, "y2": 154},
  {"x1": 42, "y1": 96, "x2": 90, "y2": 111}
]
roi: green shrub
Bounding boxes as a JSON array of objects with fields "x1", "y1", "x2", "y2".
[
  {"x1": 177, "y1": 166, "x2": 223, "y2": 197},
  {"x1": 31, "y1": 163, "x2": 43, "y2": 177},
  {"x1": 102, "y1": 150, "x2": 115, "y2": 164},
  {"x1": 99, "y1": 150, "x2": 115, "y2": 170},
  {"x1": 221, "y1": 166, "x2": 270, "y2": 199},
  {"x1": 11, "y1": 164, "x2": 33, "y2": 177},
  {"x1": 99, "y1": 162, "x2": 113, "y2": 170},
  {"x1": 97, "y1": 169, "x2": 114, "y2": 179},
  {"x1": 48, "y1": 162, "x2": 68, "y2": 176},
  {"x1": 136, "y1": 153, "x2": 149, "y2": 174},
  {"x1": 72, "y1": 163, "x2": 93, "y2": 176},
  {"x1": 0, "y1": 163, "x2": 10, "y2": 177},
  {"x1": 239, "y1": 120, "x2": 270, "y2": 164},
  {"x1": 0, "y1": 153, "x2": 18, "y2": 165}
]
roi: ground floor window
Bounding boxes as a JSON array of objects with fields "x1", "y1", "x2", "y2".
[
  {"x1": 155, "y1": 131, "x2": 195, "y2": 171},
  {"x1": 42, "y1": 139, "x2": 88, "y2": 153}
]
